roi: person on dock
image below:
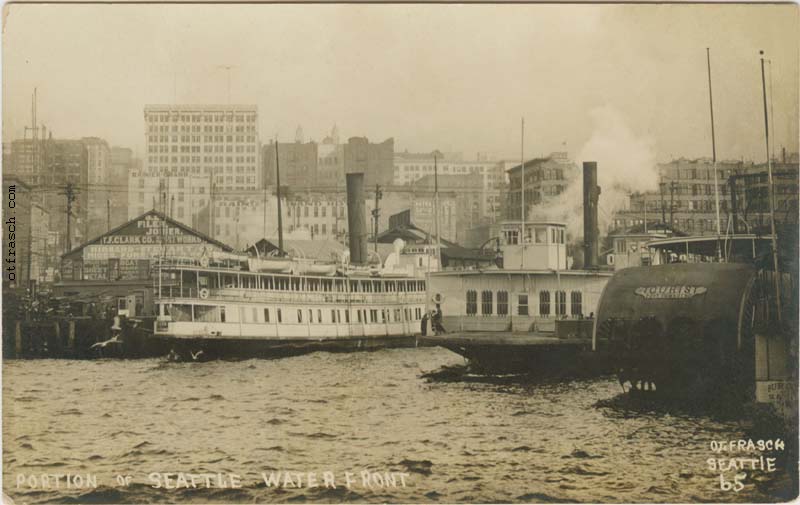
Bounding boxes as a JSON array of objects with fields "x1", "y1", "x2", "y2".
[
  {"x1": 432, "y1": 306, "x2": 445, "y2": 335},
  {"x1": 420, "y1": 311, "x2": 430, "y2": 337}
]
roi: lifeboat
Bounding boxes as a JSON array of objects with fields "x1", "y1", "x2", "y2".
[{"x1": 247, "y1": 257, "x2": 294, "y2": 273}]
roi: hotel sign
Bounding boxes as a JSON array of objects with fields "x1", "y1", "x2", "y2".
[{"x1": 634, "y1": 286, "x2": 707, "y2": 299}]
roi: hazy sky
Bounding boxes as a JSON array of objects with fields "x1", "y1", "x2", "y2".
[{"x1": 3, "y1": 4, "x2": 798, "y2": 164}]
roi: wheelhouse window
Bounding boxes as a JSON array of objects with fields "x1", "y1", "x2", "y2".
[
  {"x1": 497, "y1": 291, "x2": 509, "y2": 316},
  {"x1": 466, "y1": 290, "x2": 478, "y2": 315},
  {"x1": 517, "y1": 294, "x2": 529, "y2": 316},
  {"x1": 555, "y1": 290, "x2": 567, "y2": 316},
  {"x1": 570, "y1": 291, "x2": 583, "y2": 316},
  {"x1": 539, "y1": 291, "x2": 550, "y2": 317},
  {"x1": 481, "y1": 290, "x2": 493, "y2": 315}
]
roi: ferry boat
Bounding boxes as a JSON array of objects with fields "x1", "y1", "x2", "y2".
[
  {"x1": 121, "y1": 250, "x2": 430, "y2": 359},
  {"x1": 421, "y1": 162, "x2": 614, "y2": 375},
  {"x1": 123, "y1": 173, "x2": 432, "y2": 360}
]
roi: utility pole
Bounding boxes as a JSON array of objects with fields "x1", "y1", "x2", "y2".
[
  {"x1": 659, "y1": 178, "x2": 666, "y2": 225},
  {"x1": 669, "y1": 181, "x2": 677, "y2": 229},
  {"x1": 107, "y1": 199, "x2": 111, "y2": 232},
  {"x1": 372, "y1": 184, "x2": 382, "y2": 253},
  {"x1": 63, "y1": 183, "x2": 77, "y2": 252}
]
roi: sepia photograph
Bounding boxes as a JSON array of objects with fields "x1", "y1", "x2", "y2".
[{"x1": 2, "y1": 2, "x2": 798, "y2": 504}]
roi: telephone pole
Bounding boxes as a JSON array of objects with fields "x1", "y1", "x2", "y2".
[{"x1": 63, "y1": 183, "x2": 77, "y2": 252}]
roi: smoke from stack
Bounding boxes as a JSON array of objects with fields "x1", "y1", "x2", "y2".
[
  {"x1": 583, "y1": 162, "x2": 600, "y2": 268},
  {"x1": 346, "y1": 173, "x2": 368, "y2": 265},
  {"x1": 528, "y1": 105, "x2": 659, "y2": 238}
]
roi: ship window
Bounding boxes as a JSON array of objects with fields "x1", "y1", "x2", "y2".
[
  {"x1": 504, "y1": 229, "x2": 519, "y2": 245},
  {"x1": 394, "y1": 308, "x2": 401, "y2": 321},
  {"x1": 517, "y1": 294, "x2": 529, "y2": 316},
  {"x1": 535, "y1": 227, "x2": 547, "y2": 244},
  {"x1": 297, "y1": 309, "x2": 303, "y2": 323},
  {"x1": 331, "y1": 309, "x2": 337, "y2": 323},
  {"x1": 497, "y1": 291, "x2": 509, "y2": 316},
  {"x1": 539, "y1": 291, "x2": 551, "y2": 317},
  {"x1": 252, "y1": 307, "x2": 258, "y2": 322},
  {"x1": 466, "y1": 290, "x2": 478, "y2": 316},
  {"x1": 264, "y1": 308, "x2": 270, "y2": 322},
  {"x1": 220, "y1": 306, "x2": 226, "y2": 322},
  {"x1": 570, "y1": 291, "x2": 583, "y2": 316},
  {"x1": 370, "y1": 309, "x2": 378, "y2": 323},
  {"x1": 170, "y1": 304, "x2": 193, "y2": 322},
  {"x1": 555, "y1": 290, "x2": 567, "y2": 316},
  {"x1": 357, "y1": 310, "x2": 362, "y2": 323},
  {"x1": 277, "y1": 309, "x2": 282, "y2": 323},
  {"x1": 308, "y1": 309, "x2": 314, "y2": 322},
  {"x1": 344, "y1": 310, "x2": 350, "y2": 323},
  {"x1": 481, "y1": 290, "x2": 493, "y2": 315},
  {"x1": 380, "y1": 310, "x2": 386, "y2": 323},
  {"x1": 194, "y1": 305, "x2": 219, "y2": 322},
  {"x1": 317, "y1": 309, "x2": 322, "y2": 322}
]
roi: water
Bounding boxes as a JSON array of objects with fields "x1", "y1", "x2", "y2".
[{"x1": 3, "y1": 348, "x2": 795, "y2": 503}]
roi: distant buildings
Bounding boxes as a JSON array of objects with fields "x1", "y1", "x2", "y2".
[
  {"x1": 612, "y1": 156, "x2": 799, "y2": 236},
  {"x1": 2, "y1": 177, "x2": 49, "y2": 288},
  {"x1": 263, "y1": 132, "x2": 394, "y2": 190},
  {"x1": 505, "y1": 152, "x2": 576, "y2": 220}
]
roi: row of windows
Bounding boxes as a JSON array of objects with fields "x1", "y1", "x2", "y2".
[
  {"x1": 164, "y1": 304, "x2": 424, "y2": 325},
  {"x1": 148, "y1": 125, "x2": 256, "y2": 133},
  {"x1": 147, "y1": 135, "x2": 257, "y2": 144},
  {"x1": 147, "y1": 113, "x2": 256, "y2": 123},
  {"x1": 199, "y1": 273, "x2": 425, "y2": 294},
  {"x1": 465, "y1": 290, "x2": 583, "y2": 317}
]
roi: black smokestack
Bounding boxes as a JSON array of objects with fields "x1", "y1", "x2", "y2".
[
  {"x1": 346, "y1": 173, "x2": 368, "y2": 265},
  {"x1": 583, "y1": 161, "x2": 600, "y2": 268}
]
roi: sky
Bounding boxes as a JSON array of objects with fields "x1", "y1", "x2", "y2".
[{"x1": 3, "y1": 3, "x2": 798, "y2": 167}]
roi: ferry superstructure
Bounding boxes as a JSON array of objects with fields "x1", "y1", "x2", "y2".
[{"x1": 128, "y1": 255, "x2": 430, "y2": 358}]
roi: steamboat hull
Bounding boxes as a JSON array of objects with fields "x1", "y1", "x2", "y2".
[
  {"x1": 422, "y1": 332, "x2": 612, "y2": 376},
  {"x1": 122, "y1": 324, "x2": 420, "y2": 360}
]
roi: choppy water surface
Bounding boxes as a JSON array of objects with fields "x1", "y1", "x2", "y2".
[{"x1": 4, "y1": 348, "x2": 796, "y2": 503}]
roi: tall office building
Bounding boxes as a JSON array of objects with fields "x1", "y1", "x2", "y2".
[{"x1": 141, "y1": 105, "x2": 260, "y2": 231}]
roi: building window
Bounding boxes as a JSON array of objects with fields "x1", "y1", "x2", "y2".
[
  {"x1": 497, "y1": 290, "x2": 509, "y2": 315},
  {"x1": 517, "y1": 294, "x2": 529, "y2": 316},
  {"x1": 466, "y1": 290, "x2": 477, "y2": 315},
  {"x1": 570, "y1": 291, "x2": 583, "y2": 317},
  {"x1": 555, "y1": 290, "x2": 567, "y2": 316},
  {"x1": 539, "y1": 291, "x2": 551, "y2": 317},
  {"x1": 481, "y1": 290, "x2": 493, "y2": 315}
]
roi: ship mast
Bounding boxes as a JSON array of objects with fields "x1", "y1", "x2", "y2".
[
  {"x1": 520, "y1": 117, "x2": 525, "y2": 269},
  {"x1": 706, "y1": 48, "x2": 722, "y2": 261},
  {"x1": 274, "y1": 137, "x2": 284, "y2": 256},
  {"x1": 760, "y1": 50, "x2": 781, "y2": 322}
]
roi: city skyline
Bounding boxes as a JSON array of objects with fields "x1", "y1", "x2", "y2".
[{"x1": 3, "y1": 4, "x2": 798, "y2": 168}]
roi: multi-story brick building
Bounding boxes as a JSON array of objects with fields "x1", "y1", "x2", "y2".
[
  {"x1": 612, "y1": 157, "x2": 799, "y2": 236},
  {"x1": 505, "y1": 152, "x2": 576, "y2": 220},
  {"x1": 343, "y1": 136, "x2": 394, "y2": 189},
  {"x1": 262, "y1": 140, "x2": 318, "y2": 189}
]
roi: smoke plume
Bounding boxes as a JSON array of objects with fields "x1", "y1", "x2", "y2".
[{"x1": 530, "y1": 105, "x2": 660, "y2": 237}]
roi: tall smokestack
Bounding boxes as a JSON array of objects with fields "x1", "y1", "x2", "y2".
[
  {"x1": 583, "y1": 161, "x2": 600, "y2": 268},
  {"x1": 346, "y1": 173, "x2": 368, "y2": 265}
]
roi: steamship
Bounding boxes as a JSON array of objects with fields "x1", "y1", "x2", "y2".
[{"x1": 125, "y1": 173, "x2": 431, "y2": 359}]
